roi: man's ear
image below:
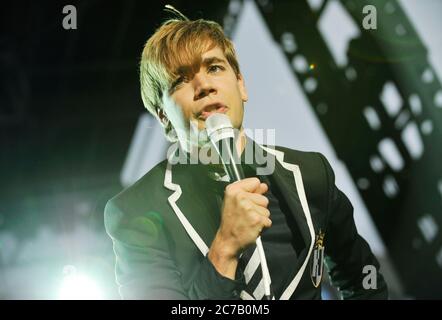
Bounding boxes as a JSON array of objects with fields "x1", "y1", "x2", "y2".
[{"x1": 237, "y1": 73, "x2": 248, "y2": 102}]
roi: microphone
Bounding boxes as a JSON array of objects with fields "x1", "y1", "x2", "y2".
[
  {"x1": 205, "y1": 113, "x2": 244, "y2": 182},
  {"x1": 205, "y1": 113, "x2": 272, "y2": 300}
]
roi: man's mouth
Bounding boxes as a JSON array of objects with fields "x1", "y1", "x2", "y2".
[{"x1": 197, "y1": 103, "x2": 228, "y2": 121}]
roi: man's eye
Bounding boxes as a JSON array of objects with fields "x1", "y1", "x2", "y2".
[{"x1": 208, "y1": 65, "x2": 224, "y2": 73}]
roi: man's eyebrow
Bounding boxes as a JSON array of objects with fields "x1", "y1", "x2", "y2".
[
  {"x1": 201, "y1": 56, "x2": 227, "y2": 66},
  {"x1": 169, "y1": 56, "x2": 227, "y2": 91},
  {"x1": 172, "y1": 57, "x2": 226, "y2": 76}
]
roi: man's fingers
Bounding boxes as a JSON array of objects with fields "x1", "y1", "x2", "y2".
[
  {"x1": 254, "y1": 205, "x2": 270, "y2": 218},
  {"x1": 227, "y1": 178, "x2": 268, "y2": 196},
  {"x1": 255, "y1": 182, "x2": 268, "y2": 195},
  {"x1": 229, "y1": 178, "x2": 259, "y2": 191},
  {"x1": 247, "y1": 193, "x2": 269, "y2": 207},
  {"x1": 262, "y1": 217, "x2": 272, "y2": 229}
]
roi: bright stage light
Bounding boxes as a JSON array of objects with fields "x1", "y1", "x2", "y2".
[{"x1": 57, "y1": 266, "x2": 103, "y2": 300}]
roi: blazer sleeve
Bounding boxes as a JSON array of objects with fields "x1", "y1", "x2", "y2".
[
  {"x1": 317, "y1": 153, "x2": 389, "y2": 299},
  {"x1": 104, "y1": 199, "x2": 245, "y2": 300}
]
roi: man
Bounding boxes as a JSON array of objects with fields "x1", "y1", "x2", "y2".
[{"x1": 104, "y1": 9, "x2": 388, "y2": 300}]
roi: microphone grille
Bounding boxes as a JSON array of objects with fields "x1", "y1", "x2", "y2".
[{"x1": 205, "y1": 113, "x2": 234, "y2": 142}]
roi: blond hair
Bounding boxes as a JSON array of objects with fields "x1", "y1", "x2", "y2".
[{"x1": 139, "y1": 15, "x2": 241, "y2": 141}]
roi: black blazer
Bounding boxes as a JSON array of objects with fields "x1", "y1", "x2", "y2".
[{"x1": 104, "y1": 143, "x2": 388, "y2": 299}]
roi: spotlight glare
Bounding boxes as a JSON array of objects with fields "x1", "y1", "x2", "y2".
[{"x1": 58, "y1": 273, "x2": 103, "y2": 300}]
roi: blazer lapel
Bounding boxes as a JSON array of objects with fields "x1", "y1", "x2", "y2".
[
  {"x1": 164, "y1": 155, "x2": 220, "y2": 256},
  {"x1": 259, "y1": 145, "x2": 316, "y2": 300},
  {"x1": 272, "y1": 160, "x2": 312, "y2": 252}
]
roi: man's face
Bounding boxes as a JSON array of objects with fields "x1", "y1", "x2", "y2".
[{"x1": 162, "y1": 46, "x2": 248, "y2": 148}]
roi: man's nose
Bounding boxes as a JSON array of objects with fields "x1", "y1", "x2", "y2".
[{"x1": 193, "y1": 74, "x2": 216, "y2": 100}]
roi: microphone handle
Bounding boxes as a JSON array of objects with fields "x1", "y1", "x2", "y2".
[{"x1": 218, "y1": 137, "x2": 244, "y2": 182}]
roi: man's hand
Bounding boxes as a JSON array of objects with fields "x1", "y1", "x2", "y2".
[{"x1": 208, "y1": 177, "x2": 271, "y2": 279}]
